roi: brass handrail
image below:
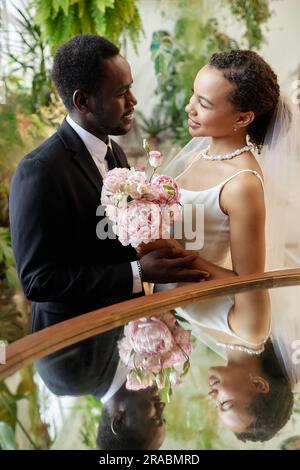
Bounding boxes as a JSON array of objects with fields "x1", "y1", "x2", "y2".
[{"x1": 1, "y1": 268, "x2": 300, "y2": 380}]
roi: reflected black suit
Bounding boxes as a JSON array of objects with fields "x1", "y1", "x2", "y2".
[{"x1": 36, "y1": 328, "x2": 124, "y2": 399}]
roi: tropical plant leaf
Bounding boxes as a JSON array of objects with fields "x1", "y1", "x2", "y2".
[{"x1": 34, "y1": 0, "x2": 143, "y2": 52}]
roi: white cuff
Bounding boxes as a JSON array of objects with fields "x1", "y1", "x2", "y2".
[{"x1": 130, "y1": 261, "x2": 143, "y2": 294}]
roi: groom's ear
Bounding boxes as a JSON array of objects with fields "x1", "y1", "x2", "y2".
[
  {"x1": 72, "y1": 89, "x2": 90, "y2": 114},
  {"x1": 111, "y1": 410, "x2": 125, "y2": 435},
  {"x1": 236, "y1": 111, "x2": 255, "y2": 129}
]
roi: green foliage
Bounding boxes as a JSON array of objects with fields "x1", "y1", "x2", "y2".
[
  {"x1": 164, "y1": 379, "x2": 222, "y2": 449},
  {"x1": 75, "y1": 395, "x2": 102, "y2": 449},
  {"x1": 0, "y1": 108, "x2": 23, "y2": 173},
  {"x1": 34, "y1": 0, "x2": 144, "y2": 52},
  {"x1": 151, "y1": 0, "x2": 273, "y2": 145},
  {"x1": 228, "y1": 0, "x2": 272, "y2": 49},
  {"x1": 294, "y1": 393, "x2": 300, "y2": 414},
  {"x1": 135, "y1": 109, "x2": 169, "y2": 139},
  {"x1": 0, "y1": 366, "x2": 53, "y2": 450},
  {"x1": 0, "y1": 175, "x2": 10, "y2": 228},
  {"x1": 0, "y1": 366, "x2": 52, "y2": 450},
  {"x1": 0, "y1": 421, "x2": 17, "y2": 450},
  {"x1": 17, "y1": 365, "x2": 53, "y2": 449},
  {"x1": 150, "y1": 17, "x2": 239, "y2": 145},
  {"x1": 0, "y1": 227, "x2": 18, "y2": 288},
  {"x1": 7, "y1": 2, "x2": 54, "y2": 112},
  {"x1": 0, "y1": 289, "x2": 26, "y2": 343}
]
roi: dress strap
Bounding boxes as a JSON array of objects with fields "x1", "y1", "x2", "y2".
[{"x1": 220, "y1": 169, "x2": 264, "y2": 190}]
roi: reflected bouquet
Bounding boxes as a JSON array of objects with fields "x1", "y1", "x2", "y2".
[
  {"x1": 101, "y1": 140, "x2": 181, "y2": 248},
  {"x1": 118, "y1": 311, "x2": 192, "y2": 401}
]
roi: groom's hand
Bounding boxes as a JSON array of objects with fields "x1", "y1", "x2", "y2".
[{"x1": 139, "y1": 247, "x2": 211, "y2": 283}]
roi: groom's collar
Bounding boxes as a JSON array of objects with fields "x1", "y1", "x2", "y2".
[
  {"x1": 66, "y1": 115, "x2": 111, "y2": 163},
  {"x1": 57, "y1": 116, "x2": 111, "y2": 155}
]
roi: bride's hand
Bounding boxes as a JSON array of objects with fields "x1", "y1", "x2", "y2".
[{"x1": 136, "y1": 239, "x2": 185, "y2": 258}]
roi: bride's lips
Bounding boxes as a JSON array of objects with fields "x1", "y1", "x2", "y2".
[{"x1": 188, "y1": 116, "x2": 201, "y2": 129}]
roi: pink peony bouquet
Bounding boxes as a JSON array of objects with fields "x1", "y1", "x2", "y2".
[
  {"x1": 101, "y1": 140, "x2": 181, "y2": 248},
  {"x1": 117, "y1": 311, "x2": 192, "y2": 401}
]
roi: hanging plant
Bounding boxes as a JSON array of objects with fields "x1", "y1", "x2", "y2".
[
  {"x1": 227, "y1": 0, "x2": 272, "y2": 50},
  {"x1": 34, "y1": 0, "x2": 144, "y2": 52}
]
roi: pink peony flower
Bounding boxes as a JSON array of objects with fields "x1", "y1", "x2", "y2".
[
  {"x1": 126, "y1": 170, "x2": 148, "y2": 199},
  {"x1": 102, "y1": 168, "x2": 130, "y2": 193},
  {"x1": 161, "y1": 346, "x2": 186, "y2": 368},
  {"x1": 173, "y1": 328, "x2": 192, "y2": 357},
  {"x1": 160, "y1": 311, "x2": 178, "y2": 332},
  {"x1": 104, "y1": 203, "x2": 119, "y2": 223},
  {"x1": 149, "y1": 150, "x2": 164, "y2": 169},
  {"x1": 126, "y1": 370, "x2": 155, "y2": 391},
  {"x1": 100, "y1": 164, "x2": 182, "y2": 250},
  {"x1": 115, "y1": 200, "x2": 162, "y2": 247},
  {"x1": 151, "y1": 174, "x2": 180, "y2": 204},
  {"x1": 118, "y1": 313, "x2": 193, "y2": 392},
  {"x1": 130, "y1": 317, "x2": 174, "y2": 355}
]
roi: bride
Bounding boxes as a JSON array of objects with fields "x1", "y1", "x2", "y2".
[
  {"x1": 143, "y1": 49, "x2": 300, "y2": 280},
  {"x1": 175, "y1": 288, "x2": 295, "y2": 442}
]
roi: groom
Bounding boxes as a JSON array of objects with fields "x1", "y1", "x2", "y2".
[
  {"x1": 35, "y1": 328, "x2": 166, "y2": 450},
  {"x1": 9, "y1": 34, "x2": 207, "y2": 333}
]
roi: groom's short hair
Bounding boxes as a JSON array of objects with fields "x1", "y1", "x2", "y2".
[{"x1": 52, "y1": 34, "x2": 119, "y2": 111}]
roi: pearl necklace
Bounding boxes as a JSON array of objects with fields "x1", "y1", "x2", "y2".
[
  {"x1": 216, "y1": 341, "x2": 265, "y2": 356},
  {"x1": 200, "y1": 144, "x2": 254, "y2": 161}
]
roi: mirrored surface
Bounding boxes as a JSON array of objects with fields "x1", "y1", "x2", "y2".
[{"x1": 1, "y1": 281, "x2": 300, "y2": 450}]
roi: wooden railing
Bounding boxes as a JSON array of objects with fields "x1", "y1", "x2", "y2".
[{"x1": 1, "y1": 268, "x2": 300, "y2": 380}]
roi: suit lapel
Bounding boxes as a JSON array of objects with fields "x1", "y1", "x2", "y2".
[
  {"x1": 72, "y1": 147, "x2": 103, "y2": 194},
  {"x1": 57, "y1": 118, "x2": 103, "y2": 194},
  {"x1": 57, "y1": 119, "x2": 130, "y2": 195}
]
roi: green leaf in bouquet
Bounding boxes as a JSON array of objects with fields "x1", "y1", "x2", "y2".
[
  {"x1": 181, "y1": 359, "x2": 190, "y2": 378},
  {"x1": 160, "y1": 373, "x2": 171, "y2": 404},
  {"x1": 174, "y1": 314, "x2": 190, "y2": 325},
  {"x1": 134, "y1": 368, "x2": 143, "y2": 384},
  {"x1": 190, "y1": 334, "x2": 198, "y2": 346}
]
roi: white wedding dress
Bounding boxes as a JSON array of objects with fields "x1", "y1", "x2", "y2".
[
  {"x1": 155, "y1": 166, "x2": 264, "y2": 292},
  {"x1": 177, "y1": 168, "x2": 264, "y2": 268}
]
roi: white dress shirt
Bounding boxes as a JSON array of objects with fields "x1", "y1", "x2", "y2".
[
  {"x1": 100, "y1": 359, "x2": 128, "y2": 404},
  {"x1": 66, "y1": 115, "x2": 142, "y2": 294}
]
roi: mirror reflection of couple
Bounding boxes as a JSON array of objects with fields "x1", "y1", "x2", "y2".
[{"x1": 9, "y1": 34, "x2": 300, "y2": 450}]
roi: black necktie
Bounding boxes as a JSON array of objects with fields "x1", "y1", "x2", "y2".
[{"x1": 105, "y1": 146, "x2": 118, "y2": 171}]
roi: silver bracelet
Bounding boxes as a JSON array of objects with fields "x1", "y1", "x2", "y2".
[{"x1": 136, "y1": 260, "x2": 143, "y2": 282}]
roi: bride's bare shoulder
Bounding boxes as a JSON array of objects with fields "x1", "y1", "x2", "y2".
[{"x1": 221, "y1": 169, "x2": 265, "y2": 216}]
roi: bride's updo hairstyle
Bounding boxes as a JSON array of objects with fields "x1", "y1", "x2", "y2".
[
  {"x1": 235, "y1": 340, "x2": 294, "y2": 442},
  {"x1": 209, "y1": 50, "x2": 280, "y2": 151}
]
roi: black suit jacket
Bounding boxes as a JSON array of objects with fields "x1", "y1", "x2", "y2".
[
  {"x1": 35, "y1": 327, "x2": 124, "y2": 399},
  {"x1": 9, "y1": 118, "x2": 143, "y2": 333}
]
